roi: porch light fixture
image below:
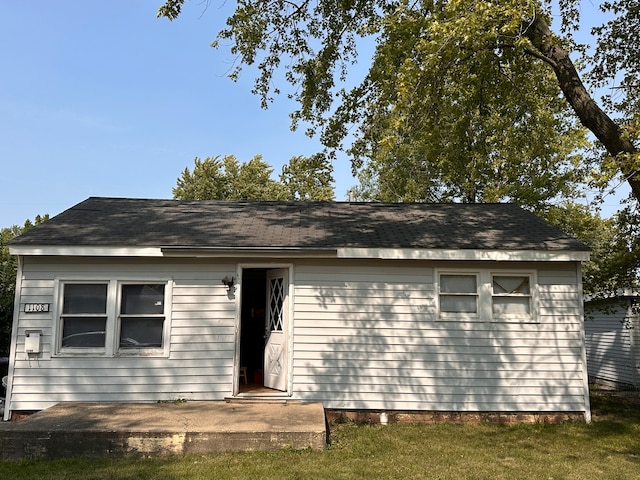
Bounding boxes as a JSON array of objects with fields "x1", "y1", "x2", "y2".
[{"x1": 221, "y1": 275, "x2": 235, "y2": 291}]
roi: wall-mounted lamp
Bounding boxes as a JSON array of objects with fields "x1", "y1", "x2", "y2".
[{"x1": 221, "y1": 275, "x2": 235, "y2": 291}]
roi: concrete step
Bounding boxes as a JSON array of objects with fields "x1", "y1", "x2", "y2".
[{"x1": 0, "y1": 401, "x2": 327, "y2": 460}]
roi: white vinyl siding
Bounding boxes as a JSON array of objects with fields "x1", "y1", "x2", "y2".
[
  {"x1": 8, "y1": 257, "x2": 588, "y2": 417},
  {"x1": 292, "y1": 261, "x2": 586, "y2": 412},
  {"x1": 8, "y1": 258, "x2": 237, "y2": 412},
  {"x1": 584, "y1": 300, "x2": 638, "y2": 388}
]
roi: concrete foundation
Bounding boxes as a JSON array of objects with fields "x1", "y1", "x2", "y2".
[{"x1": 0, "y1": 401, "x2": 327, "y2": 460}]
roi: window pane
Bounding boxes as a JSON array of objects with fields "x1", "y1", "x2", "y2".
[
  {"x1": 62, "y1": 317, "x2": 107, "y2": 347},
  {"x1": 120, "y1": 317, "x2": 164, "y2": 348},
  {"x1": 441, "y1": 295, "x2": 477, "y2": 313},
  {"x1": 63, "y1": 284, "x2": 107, "y2": 314},
  {"x1": 493, "y1": 297, "x2": 530, "y2": 315},
  {"x1": 441, "y1": 275, "x2": 476, "y2": 293},
  {"x1": 121, "y1": 284, "x2": 165, "y2": 314},
  {"x1": 493, "y1": 276, "x2": 530, "y2": 294}
]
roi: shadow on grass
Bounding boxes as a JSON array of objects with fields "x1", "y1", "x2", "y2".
[
  {"x1": 563, "y1": 386, "x2": 640, "y2": 465},
  {"x1": 591, "y1": 385, "x2": 640, "y2": 417}
]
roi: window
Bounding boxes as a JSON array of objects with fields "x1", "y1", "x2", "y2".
[
  {"x1": 119, "y1": 284, "x2": 165, "y2": 349},
  {"x1": 439, "y1": 274, "x2": 478, "y2": 314},
  {"x1": 55, "y1": 279, "x2": 171, "y2": 356},
  {"x1": 437, "y1": 271, "x2": 536, "y2": 322},
  {"x1": 60, "y1": 283, "x2": 108, "y2": 349},
  {"x1": 492, "y1": 275, "x2": 531, "y2": 317}
]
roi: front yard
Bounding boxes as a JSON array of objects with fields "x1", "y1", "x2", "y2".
[{"x1": 0, "y1": 387, "x2": 638, "y2": 480}]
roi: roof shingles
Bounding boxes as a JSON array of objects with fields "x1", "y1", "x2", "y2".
[{"x1": 10, "y1": 197, "x2": 589, "y2": 251}]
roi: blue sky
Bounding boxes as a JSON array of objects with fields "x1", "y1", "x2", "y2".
[
  {"x1": 0, "y1": 1, "x2": 359, "y2": 227},
  {"x1": 0, "y1": 1, "x2": 628, "y2": 228}
]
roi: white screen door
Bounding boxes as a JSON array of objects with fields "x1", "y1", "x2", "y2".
[{"x1": 264, "y1": 269, "x2": 289, "y2": 391}]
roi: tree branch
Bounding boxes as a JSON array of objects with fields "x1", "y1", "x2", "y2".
[
  {"x1": 522, "y1": 14, "x2": 640, "y2": 202},
  {"x1": 523, "y1": 47, "x2": 557, "y2": 69}
]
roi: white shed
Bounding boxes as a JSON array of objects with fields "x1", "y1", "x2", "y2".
[
  {"x1": 585, "y1": 291, "x2": 640, "y2": 388},
  {"x1": 5, "y1": 198, "x2": 592, "y2": 421}
]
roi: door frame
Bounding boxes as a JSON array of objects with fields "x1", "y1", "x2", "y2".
[{"x1": 233, "y1": 263, "x2": 294, "y2": 396}]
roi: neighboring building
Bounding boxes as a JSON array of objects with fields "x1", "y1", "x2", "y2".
[
  {"x1": 4, "y1": 198, "x2": 592, "y2": 421},
  {"x1": 585, "y1": 290, "x2": 640, "y2": 389}
]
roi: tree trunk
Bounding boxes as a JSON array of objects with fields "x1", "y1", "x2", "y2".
[{"x1": 523, "y1": 14, "x2": 640, "y2": 203}]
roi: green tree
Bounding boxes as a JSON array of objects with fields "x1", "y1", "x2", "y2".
[
  {"x1": 172, "y1": 156, "x2": 230, "y2": 200},
  {"x1": 227, "y1": 155, "x2": 290, "y2": 200},
  {"x1": 158, "y1": 0, "x2": 640, "y2": 203},
  {"x1": 348, "y1": 47, "x2": 588, "y2": 206},
  {"x1": 543, "y1": 202, "x2": 639, "y2": 296},
  {"x1": 280, "y1": 154, "x2": 334, "y2": 201},
  {"x1": 173, "y1": 154, "x2": 288, "y2": 200},
  {"x1": 173, "y1": 154, "x2": 334, "y2": 200},
  {"x1": 1, "y1": 215, "x2": 49, "y2": 357},
  {"x1": 340, "y1": 0, "x2": 589, "y2": 207}
]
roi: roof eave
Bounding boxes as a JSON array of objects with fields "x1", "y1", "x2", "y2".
[
  {"x1": 337, "y1": 248, "x2": 590, "y2": 262},
  {"x1": 9, "y1": 245, "x2": 589, "y2": 262},
  {"x1": 8, "y1": 245, "x2": 339, "y2": 259},
  {"x1": 161, "y1": 246, "x2": 339, "y2": 258},
  {"x1": 9, "y1": 246, "x2": 165, "y2": 257}
]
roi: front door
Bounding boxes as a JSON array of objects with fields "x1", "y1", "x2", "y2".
[{"x1": 264, "y1": 269, "x2": 288, "y2": 392}]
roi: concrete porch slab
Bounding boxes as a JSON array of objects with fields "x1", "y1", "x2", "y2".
[{"x1": 0, "y1": 401, "x2": 327, "y2": 460}]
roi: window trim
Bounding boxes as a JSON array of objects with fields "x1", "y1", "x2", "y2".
[
  {"x1": 115, "y1": 281, "x2": 172, "y2": 357},
  {"x1": 436, "y1": 269, "x2": 537, "y2": 323},
  {"x1": 53, "y1": 278, "x2": 172, "y2": 357},
  {"x1": 436, "y1": 272, "x2": 481, "y2": 321},
  {"x1": 54, "y1": 280, "x2": 114, "y2": 356},
  {"x1": 490, "y1": 273, "x2": 535, "y2": 322}
]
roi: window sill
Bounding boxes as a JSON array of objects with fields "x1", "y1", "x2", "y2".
[
  {"x1": 490, "y1": 317, "x2": 539, "y2": 324},
  {"x1": 53, "y1": 349, "x2": 107, "y2": 357},
  {"x1": 437, "y1": 316, "x2": 482, "y2": 322},
  {"x1": 435, "y1": 316, "x2": 539, "y2": 324},
  {"x1": 115, "y1": 349, "x2": 168, "y2": 358},
  {"x1": 53, "y1": 349, "x2": 169, "y2": 358}
]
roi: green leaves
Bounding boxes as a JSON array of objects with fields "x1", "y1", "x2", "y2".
[
  {"x1": 159, "y1": 0, "x2": 639, "y2": 205},
  {"x1": 280, "y1": 154, "x2": 335, "y2": 200},
  {"x1": 156, "y1": 0, "x2": 183, "y2": 20},
  {"x1": 172, "y1": 154, "x2": 334, "y2": 201},
  {"x1": 344, "y1": 0, "x2": 589, "y2": 207},
  {"x1": 545, "y1": 201, "x2": 640, "y2": 295},
  {"x1": 173, "y1": 155, "x2": 285, "y2": 200}
]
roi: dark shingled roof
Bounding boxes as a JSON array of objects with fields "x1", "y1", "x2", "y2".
[{"x1": 10, "y1": 197, "x2": 589, "y2": 251}]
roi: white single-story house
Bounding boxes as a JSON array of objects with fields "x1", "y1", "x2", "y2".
[
  {"x1": 5, "y1": 197, "x2": 592, "y2": 421},
  {"x1": 585, "y1": 290, "x2": 640, "y2": 389}
]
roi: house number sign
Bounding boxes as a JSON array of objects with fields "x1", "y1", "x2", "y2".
[{"x1": 24, "y1": 303, "x2": 50, "y2": 313}]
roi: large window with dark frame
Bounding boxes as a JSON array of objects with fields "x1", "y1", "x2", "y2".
[
  {"x1": 119, "y1": 284, "x2": 165, "y2": 349},
  {"x1": 60, "y1": 283, "x2": 108, "y2": 349},
  {"x1": 56, "y1": 280, "x2": 169, "y2": 356}
]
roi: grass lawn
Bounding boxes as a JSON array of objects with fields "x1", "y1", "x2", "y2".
[{"x1": 1, "y1": 387, "x2": 639, "y2": 480}]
